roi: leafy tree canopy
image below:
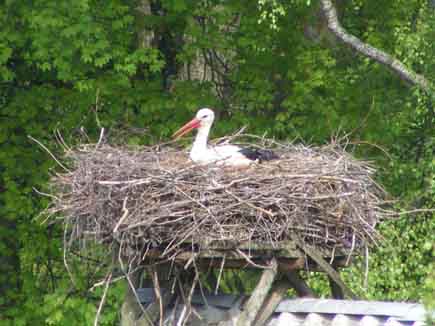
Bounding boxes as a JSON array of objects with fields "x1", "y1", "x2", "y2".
[{"x1": 0, "y1": 0, "x2": 433, "y2": 324}]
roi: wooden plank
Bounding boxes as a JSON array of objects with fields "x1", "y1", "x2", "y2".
[
  {"x1": 230, "y1": 258, "x2": 278, "y2": 326},
  {"x1": 143, "y1": 249, "x2": 349, "y2": 273},
  {"x1": 329, "y1": 275, "x2": 344, "y2": 299},
  {"x1": 286, "y1": 236, "x2": 358, "y2": 300},
  {"x1": 182, "y1": 239, "x2": 351, "y2": 258},
  {"x1": 286, "y1": 271, "x2": 317, "y2": 298},
  {"x1": 145, "y1": 245, "x2": 349, "y2": 262},
  {"x1": 255, "y1": 279, "x2": 292, "y2": 325}
]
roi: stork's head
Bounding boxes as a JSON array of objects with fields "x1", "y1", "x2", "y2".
[
  {"x1": 173, "y1": 108, "x2": 215, "y2": 139},
  {"x1": 196, "y1": 108, "x2": 215, "y2": 125}
]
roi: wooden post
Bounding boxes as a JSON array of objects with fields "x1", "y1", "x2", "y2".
[
  {"x1": 329, "y1": 275, "x2": 344, "y2": 299},
  {"x1": 286, "y1": 271, "x2": 317, "y2": 298},
  {"x1": 230, "y1": 258, "x2": 278, "y2": 326},
  {"x1": 254, "y1": 279, "x2": 292, "y2": 325}
]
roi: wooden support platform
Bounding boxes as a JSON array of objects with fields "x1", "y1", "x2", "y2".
[
  {"x1": 143, "y1": 239, "x2": 354, "y2": 272},
  {"x1": 122, "y1": 239, "x2": 359, "y2": 325}
]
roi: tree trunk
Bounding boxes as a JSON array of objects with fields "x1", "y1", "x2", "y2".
[{"x1": 135, "y1": 0, "x2": 154, "y2": 49}]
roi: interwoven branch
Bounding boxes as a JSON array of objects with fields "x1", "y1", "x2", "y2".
[{"x1": 47, "y1": 136, "x2": 391, "y2": 262}]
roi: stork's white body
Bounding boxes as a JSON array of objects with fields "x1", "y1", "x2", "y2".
[{"x1": 173, "y1": 108, "x2": 275, "y2": 166}]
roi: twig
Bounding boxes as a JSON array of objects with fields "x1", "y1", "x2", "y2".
[
  {"x1": 215, "y1": 254, "x2": 226, "y2": 295},
  {"x1": 94, "y1": 87, "x2": 102, "y2": 129},
  {"x1": 54, "y1": 128, "x2": 71, "y2": 152},
  {"x1": 345, "y1": 233, "x2": 356, "y2": 266},
  {"x1": 33, "y1": 187, "x2": 61, "y2": 201},
  {"x1": 379, "y1": 208, "x2": 435, "y2": 215},
  {"x1": 349, "y1": 141, "x2": 393, "y2": 161},
  {"x1": 113, "y1": 197, "x2": 129, "y2": 233},
  {"x1": 28, "y1": 135, "x2": 71, "y2": 172},
  {"x1": 90, "y1": 274, "x2": 125, "y2": 291},
  {"x1": 225, "y1": 190, "x2": 275, "y2": 217},
  {"x1": 213, "y1": 126, "x2": 247, "y2": 145},
  {"x1": 176, "y1": 306, "x2": 187, "y2": 326},
  {"x1": 95, "y1": 127, "x2": 105, "y2": 150},
  {"x1": 182, "y1": 272, "x2": 200, "y2": 326},
  {"x1": 150, "y1": 267, "x2": 164, "y2": 326},
  {"x1": 118, "y1": 247, "x2": 152, "y2": 324},
  {"x1": 235, "y1": 249, "x2": 271, "y2": 269},
  {"x1": 94, "y1": 271, "x2": 113, "y2": 326},
  {"x1": 364, "y1": 245, "x2": 369, "y2": 290},
  {"x1": 63, "y1": 222, "x2": 76, "y2": 287}
]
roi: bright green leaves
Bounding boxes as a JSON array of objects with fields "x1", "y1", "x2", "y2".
[
  {"x1": 0, "y1": 43, "x2": 14, "y2": 81},
  {"x1": 115, "y1": 48, "x2": 165, "y2": 75},
  {"x1": 42, "y1": 290, "x2": 96, "y2": 325},
  {"x1": 163, "y1": 0, "x2": 188, "y2": 12},
  {"x1": 258, "y1": 0, "x2": 287, "y2": 30},
  {"x1": 8, "y1": 0, "x2": 164, "y2": 86},
  {"x1": 0, "y1": 7, "x2": 19, "y2": 82},
  {"x1": 339, "y1": 212, "x2": 435, "y2": 301}
]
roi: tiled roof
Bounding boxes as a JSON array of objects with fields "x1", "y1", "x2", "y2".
[
  {"x1": 272, "y1": 298, "x2": 427, "y2": 325},
  {"x1": 137, "y1": 288, "x2": 433, "y2": 325},
  {"x1": 269, "y1": 312, "x2": 425, "y2": 326}
]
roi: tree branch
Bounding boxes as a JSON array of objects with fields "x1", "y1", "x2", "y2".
[{"x1": 319, "y1": 0, "x2": 432, "y2": 93}]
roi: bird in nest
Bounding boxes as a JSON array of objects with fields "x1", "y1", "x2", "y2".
[{"x1": 173, "y1": 108, "x2": 278, "y2": 166}]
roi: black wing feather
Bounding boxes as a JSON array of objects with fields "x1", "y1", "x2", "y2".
[{"x1": 238, "y1": 147, "x2": 279, "y2": 162}]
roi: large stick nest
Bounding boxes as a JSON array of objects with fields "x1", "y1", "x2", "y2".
[{"x1": 48, "y1": 137, "x2": 390, "y2": 260}]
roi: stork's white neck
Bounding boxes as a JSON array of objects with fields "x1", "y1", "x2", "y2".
[{"x1": 192, "y1": 123, "x2": 211, "y2": 152}]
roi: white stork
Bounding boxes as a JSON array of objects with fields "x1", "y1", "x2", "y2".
[{"x1": 172, "y1": 108, "x2": 278, "y2": 166}]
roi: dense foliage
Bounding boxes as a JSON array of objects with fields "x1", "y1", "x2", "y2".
[{"x1": 0, "y1": 0, "x2": 433, "y2": 324}]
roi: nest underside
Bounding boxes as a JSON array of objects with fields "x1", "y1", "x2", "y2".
[{"x1": 49, "y1": 139, "x2": 390, "y2": 260}]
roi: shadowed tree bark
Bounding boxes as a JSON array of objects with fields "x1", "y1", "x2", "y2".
[{"x1": 135, "y1": 0, "x2": 154, "y2": 49}]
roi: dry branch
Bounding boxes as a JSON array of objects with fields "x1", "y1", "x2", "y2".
[
  {"x1": 94, "y1": 271, "x2": 112, "y2": 326},
  {"x1": 47, "y1": 138, "x2": 390, "y2": 264}
]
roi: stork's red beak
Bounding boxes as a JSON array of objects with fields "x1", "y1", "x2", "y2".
[{"x1": 172, "y1": 118, "x2": 201, "y2": 139}]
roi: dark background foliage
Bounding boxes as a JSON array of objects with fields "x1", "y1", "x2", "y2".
[{"x1": 0, "y1": 0, "x2": 433, "y2": 324}]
